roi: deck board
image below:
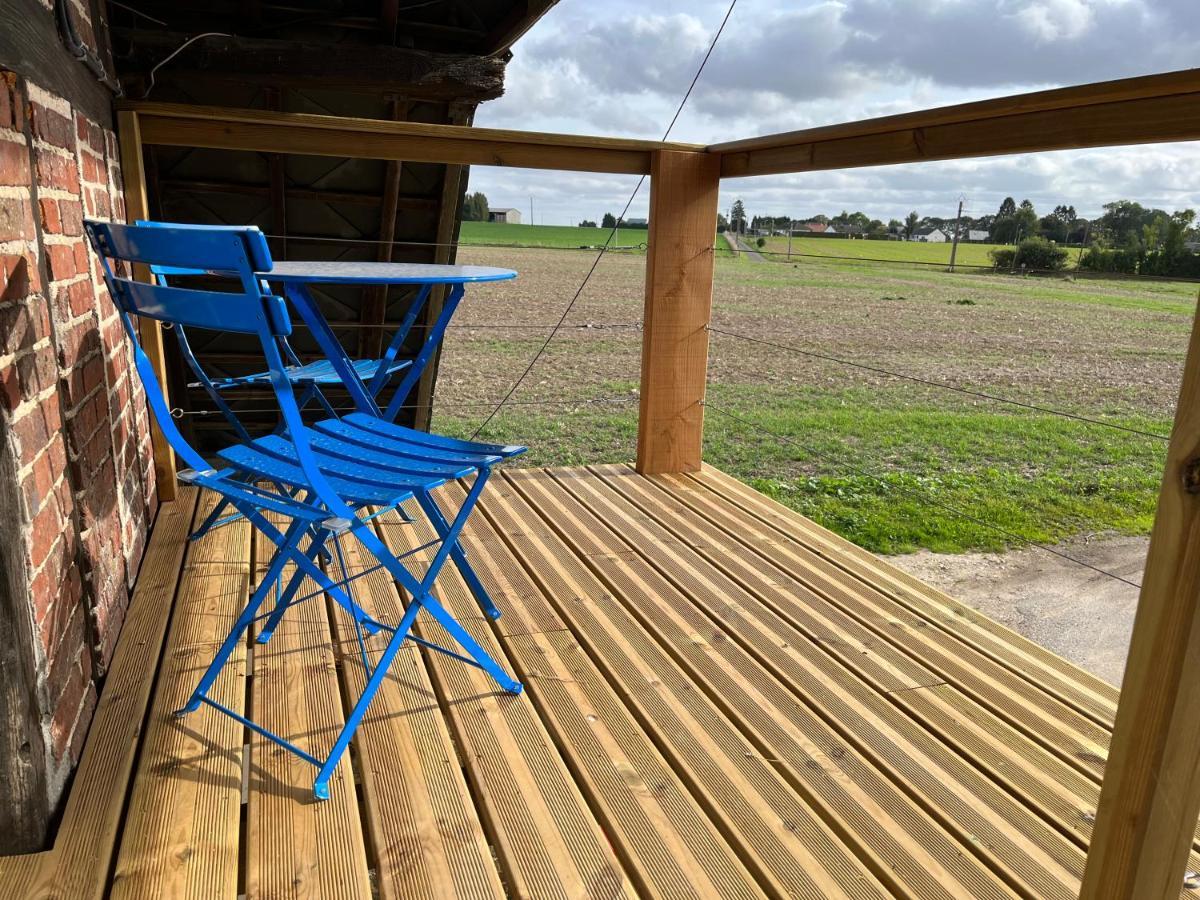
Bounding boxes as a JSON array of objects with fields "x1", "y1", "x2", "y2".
[{"x1": 8, "y1": 464, "x2": 1200, "y2": 899}]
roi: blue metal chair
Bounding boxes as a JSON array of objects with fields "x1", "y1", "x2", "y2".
[
  {"x1": 136, "y1": 221, "x2": 428, "y2": 542},
  {"x1": 86, "y1": 219, "x2": 525, "y2": 800}
]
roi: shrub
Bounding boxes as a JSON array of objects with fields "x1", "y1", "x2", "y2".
[
  {"x1": 990, "y1": 237, "x2": 1068, "y2": 271},
  {"x1": 755, "y1": 236, "x2": 766, "y2": 248}
]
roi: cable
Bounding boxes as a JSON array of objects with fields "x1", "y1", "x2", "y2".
[
  {"x1": 140, "y1": 32, "x2": 232, "y2": 98},
  {"x1": 174, "y1": 395, "x2": 638, "y2": 418},
  {"x1": 467, "y1": 0, "x2": 739, "y2": 439},
  {"x1": 705, "y1": 326, "x2": 1171, "y2": 442},
  {"x1": 703, "y1": 401, "x2": 1143, "y2": 589}
]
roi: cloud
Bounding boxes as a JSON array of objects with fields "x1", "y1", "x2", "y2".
[{"x1": 469, "y1": 0, "x2": 1200, "y2": 225}]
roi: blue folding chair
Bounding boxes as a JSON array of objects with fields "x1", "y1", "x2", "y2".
[
  {"x1": 86, "y1": 219, "x2": 525, "y2": 800},
  {"x1": 136, "y1": 221, "x2": 428, "y2": 542}
]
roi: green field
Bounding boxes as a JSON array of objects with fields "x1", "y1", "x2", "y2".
[
  {"x1": 755, "y1": 235, "x2": 1060, "y2": 269},
  {"x1": 458, "y1": 220, "x2": 649, "y2": 250},
  {"x1": 459, "y1": 222, "x2": 1077, "y2": 270},
  {"x1": 430, "y1": 243, "x2": 1189, "y2": 555}
]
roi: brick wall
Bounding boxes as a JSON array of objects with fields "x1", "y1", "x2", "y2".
[{"x1": 0, "y1": 1, "x2": 156, "y2": 851}]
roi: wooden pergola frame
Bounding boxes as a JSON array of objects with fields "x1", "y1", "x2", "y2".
[{"x1": 117, "y1": 67, "x2": 1200, "y2": 900}]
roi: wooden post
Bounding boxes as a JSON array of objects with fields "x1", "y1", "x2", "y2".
[
  {"x1": 1080, "y1": 297, "x2": 1200, "y2": 899},
  {"x1": 116, "y1": 110, "x2": 177, "y2": 500},
  {"x1": 635, "y1": 149, "x2": 720, "y2": 475}
]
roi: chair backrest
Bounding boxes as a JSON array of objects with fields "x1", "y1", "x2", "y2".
[
  {"x1": 85, "y1": 220, "x2": 353, "y2": 515},
  {"x1": 85, "y1": 220, "x2": 288, "y2": 335}
]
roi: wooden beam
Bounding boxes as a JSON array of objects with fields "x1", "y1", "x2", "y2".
[
  {"x1": 715, "y1": 68, "x2": 1200, "y2": 177},
  {"x1": 412, "y1": 105, "x2": 471, "y2": 432},
  {"x1": 1081, "y1": 294, "x2": 1200, "y2": 899},
  {"x1": 116, "y1": 110, "x2": 176, "y2": 501},
  {"x1": 112, "y1": 31, "x2": 507, "y2": 100},
  {"x1": 635, "y1": 149, "x2": 720, "y2": 475},
  {"x1": 157, "y1": 179, "x2": 437, "y2": 210},
  {"x1": 360, "y1": 97, "x2": 408, "y2": 359},
  {"x1": 125, "y1": 102, "x2": 702, "y2": 175}
]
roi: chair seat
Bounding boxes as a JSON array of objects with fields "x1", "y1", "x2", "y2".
[
  {"x1": 212, "y1": 414, "x2": 521, "y2": 510},
  {"x1": 207, "y1": 357, "x2": 411, "y2": 389}
]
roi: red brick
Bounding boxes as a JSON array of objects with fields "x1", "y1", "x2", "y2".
[
  {"x1": 73, "y1": 240, "x2": 89, "y2": 274},
  {"x1": 0, "y1": 196, "x2": 33, "y2": 242},
  {"x1": 28, "y1": 498, "x2": 61, "y2": 572},
  {"x1": 16, "y1": 342, "x2": 56, "y2": 397},
  {"x1": 80, "y1": 152, "x2": 102, "y2": 185},
  {"x1": 49, "y1": 655, "x2": 89, "y2": 761},
  {"x1": 1, "y1": 253, "x2": 41, "y2": 299},
  {"x1": 0, "y1": 138, "x2": 28, "y2": 185},
  {"x1": 61, "y1": 353, "x2": 103, "y2": 407},
  {"x1": 29, "y1": 102, "x2": 74, "y2": 150},
  {"x1": 89, "y1": 188, "x2": 111, "y2": 219},
  {"x1": 45, "y1": 243, "x2": 79, "y2": 282},
  {"x1": 0, "y1": 298, "x2": 48, "y2": 355},
  {"x1": 76, "y1": 114, "x2": 103, "y2": 156},
  {"x1": 38, "y1": 197, "x2": 60, "y2": 233},
  {"x1": 57, "y1": 199, "x2": 83, "y2": 235},
  {"x1": 34, "y1": 148, "x2": 79, "y2": 194},
  {"x1": 0, "y1": 78, "x2": 11, "y2": 133},
  {"x1": 1, "y1": 72, "x2": 23, "y2": 132},
  {"x1": 12, "y1": 400, "x2": 50, "y2": 457}
]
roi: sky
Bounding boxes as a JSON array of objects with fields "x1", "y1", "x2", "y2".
[{"x1": 469, "y1": 0, "x2": 1199, "y2": 226}]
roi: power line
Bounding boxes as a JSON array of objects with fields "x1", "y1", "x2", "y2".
[
  {"x1": 467, "y1": 0, "x2": 740, "y2": 440},
  {"x1": 705, "y1": 326, "x2": 1171, "y2": 442},
  {"x1": 703, "y1": 401, "x2": 1143, "y2": 590}
]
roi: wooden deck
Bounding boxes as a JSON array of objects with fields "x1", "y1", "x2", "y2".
[{"x1": 4, "y1": 463, "x2": 1198, "y2": 900}]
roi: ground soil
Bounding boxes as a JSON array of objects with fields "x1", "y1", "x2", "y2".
[{"x1": 892, "y1": 534, "x2": 1146, "y2": 686}]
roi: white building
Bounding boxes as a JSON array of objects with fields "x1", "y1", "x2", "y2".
[
  {"x1": 487, "y1": 207, "x2": 522, "y2": 224},
  {"x1": 914, "y1": 228, "x2": 948, "y2": 242},
  {"x1": 967, "y1": 229, "x2": 991, "y2": 242}
]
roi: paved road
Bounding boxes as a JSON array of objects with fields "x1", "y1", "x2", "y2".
[{"x1": 725, "y1": 230, "x2": 764, "y2": 261}]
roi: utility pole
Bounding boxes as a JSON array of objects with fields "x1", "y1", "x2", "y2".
[
  {"x1": 1077, "y1": 220, "x2": 1091, "y2": 266},
  {"x1": 948, "y1": 196, "x2": 964, "y2": 272},
  {"x1": 529, "y1": 196, "x2": 533, "y2": 225},
  {"x1": 787, "y1": 218, "x2": 794, "y2": 260}
]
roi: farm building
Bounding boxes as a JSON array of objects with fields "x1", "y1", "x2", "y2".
[
  {"x1": 1, "y1": 2, "x2": 1200, "y2": 899},
  {"x1": 913, "y1": 227, "x2": 950, "y2": 242},
  {"x1": 487, "y1": 206, "x2": 523, "y2": 223},
  {"x1": 968, "y1": 228, "x2": 991, "y2": 241}
]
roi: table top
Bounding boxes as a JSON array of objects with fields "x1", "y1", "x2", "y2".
[{"x1": 257, "y1": 261, "x2": 517, "y2": 285}]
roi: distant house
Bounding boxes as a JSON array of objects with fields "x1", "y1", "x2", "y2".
[
  {"x1": 622, "y1": 216, "x2": 648, "y2": 227},
  {"x1": 488, "y1": 207, "x2": 522, "y2": 224},
  {"x1": 913, "y1": 227, "x2": 948, "y2": 243},
  {"x1": 795, "y1": 222, "x2": 835, "y2": 235},
  {"x1": 967, "y1": 229, "x2": 991, "y2": 242}
]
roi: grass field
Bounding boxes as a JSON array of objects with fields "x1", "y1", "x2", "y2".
[
  {"x1": 459, "y1": 220, "x2": 650, "y2": 250},
  {"x1": 430, "y1": 241, "x2": 1192, "y2": 555},
  {"x1": 459, "y1": 221, "x2": 1063, "y2": 270},
  {"x1": 757, "y1": 235, "x2": 1048, "y2": 268}
]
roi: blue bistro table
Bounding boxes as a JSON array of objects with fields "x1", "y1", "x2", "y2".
[{"x1": 257, "y1": 261, "x2": 517, "y2": 422}]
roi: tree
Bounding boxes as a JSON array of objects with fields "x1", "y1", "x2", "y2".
[
  {"x1": 1098, "y1": 200, "x2": 1150, "y2": 248},
  {"x1": 462, "y1": 191, "x2": 490, "y2": 222},
  {"x1": 716, "y1": 212, "x2": 729, "y2": 234},
  {"x1": 730, "y1": 199, "x2": 747, "y2": 234},
  {"x1": 578, "y1": 219, "x2": 597, "y2": 228},
  {"x1": 887, "y1": 218, "x2": 902, "y2": 235},
  {"x1": 903, "y1": 210, "x2": 919, "y2": 239},
  {"x1": 601, "y1": 212, "x2": 617, "y2": 229},
  {"x1": 997, "y1": 197, "x2": 1017, "y2": 218}
]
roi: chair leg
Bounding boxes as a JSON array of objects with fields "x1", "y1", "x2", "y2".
[
  {"x1": 176, "y1": 515, "x2": 308, "y2": 716},
  {"x1": 312, "y1": 597, "x2": 422, "y2": 800},
  {"x1": 348, "y1": 513, "x2": 521, "y2": 697},
  {"x1": 415, "y1": 487, "x2": 501, "y2": 620},
  {"x1": 244, "y1": 510, "x2": 381, "y2": 638},
  {"x1": 255, "y1": 526, "x2": 334, "y2": 645}
]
